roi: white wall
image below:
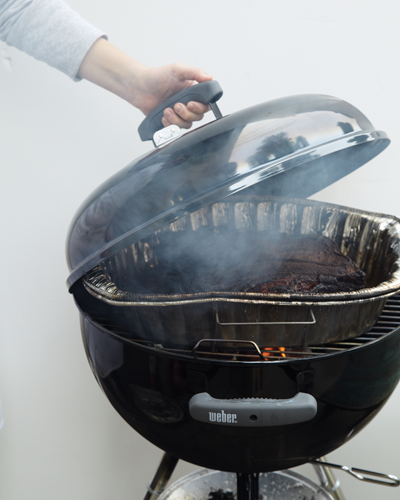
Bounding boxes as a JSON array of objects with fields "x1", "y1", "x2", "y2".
[{"x1": 1, "y1": 1, "x2": 399, "y2": 499}]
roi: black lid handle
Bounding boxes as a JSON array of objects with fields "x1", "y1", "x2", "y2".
[{"x1": 138, "y1": 80, "x2": 223, "y2": 142}]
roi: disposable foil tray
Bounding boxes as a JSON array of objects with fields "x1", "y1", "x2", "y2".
[{"x1": 82, "y1": 196, "x2": 400, "y2": 348}]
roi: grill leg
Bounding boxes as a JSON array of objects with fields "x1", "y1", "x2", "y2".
[
  {"x1": 313, "y1": 456, "x2": 346, "y2": 500},
  {"x1": 143, "y1": 452, "x2": 179, "y2": 500},
  {"x1": 236, "y1": 473, "x2": 260, "y2": 500}
]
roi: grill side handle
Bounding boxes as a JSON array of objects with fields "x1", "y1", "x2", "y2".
[{"x1": 188, "y1": 392, "x2": 317, "y2": 427}]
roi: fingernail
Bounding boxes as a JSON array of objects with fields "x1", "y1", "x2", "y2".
[
  {"x1": 188, "y1": 102, "x2": 196, "y2": 111},
  {"x1": 175, "y1": 104, "x2": 182, "y2": 113},
  {"x1": 164, "y1": 108, "x2": 172, "y2": 117}
]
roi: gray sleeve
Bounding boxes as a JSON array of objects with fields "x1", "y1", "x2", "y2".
[{"x1": 0, "y1": 0, "x2": 107, "y2": 81}]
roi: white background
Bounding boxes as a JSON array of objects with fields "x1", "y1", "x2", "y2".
[{"x1": 1, "y1": 1, "x2": 399, "y2": 499}]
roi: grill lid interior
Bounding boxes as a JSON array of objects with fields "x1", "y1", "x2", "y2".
[{"x1": 66, "y1": 94, "x2": 390, "y2": 289}]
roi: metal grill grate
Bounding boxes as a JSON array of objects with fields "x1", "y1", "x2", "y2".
[{"x1": 95, "y1": 294, "x2": 400, "y2": 362}]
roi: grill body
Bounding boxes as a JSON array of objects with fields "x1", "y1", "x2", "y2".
[{"x1": 76, "y1": 285, "x2": 400, "y2": 473}]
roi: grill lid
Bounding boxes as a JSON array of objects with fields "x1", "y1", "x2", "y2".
[{"x1": 66, "y1": 91, "x2": 389, "y2": 289}]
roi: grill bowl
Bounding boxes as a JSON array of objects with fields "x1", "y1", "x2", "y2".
[{"x1": 75, "y1": 293, "x2": 400, "y2": 473}]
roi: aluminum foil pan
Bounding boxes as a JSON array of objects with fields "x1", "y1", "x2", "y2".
[{"x1": 82, "y1": 196, "x2": 400, "y2": 348}]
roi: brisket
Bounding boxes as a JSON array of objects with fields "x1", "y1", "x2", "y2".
[{"x1": 119, "y1": 228, "x2": 367, "y2": 295}]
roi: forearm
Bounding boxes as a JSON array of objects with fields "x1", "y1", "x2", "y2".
[
  {"x1": 77, "y1": 37, "x2": 145, "y2": 107},
  {"x1": 1, "y1": 1, "x2": 211, "y2": 126},
  {"x1": 77, "y1": 37, "x2": 212, "y2": 125}
]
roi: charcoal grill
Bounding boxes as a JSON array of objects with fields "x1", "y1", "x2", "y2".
[{"x1": 67, "y1": 83, "x2": 400, "y2": 499}]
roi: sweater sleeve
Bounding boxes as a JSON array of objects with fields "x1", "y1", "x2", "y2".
[{"x1": 0, "y1": 0, "x2": 107, "y2": 81}]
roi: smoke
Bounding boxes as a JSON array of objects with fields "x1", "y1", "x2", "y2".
[{"x1": 110, "y1": 197, "x2": 367, "y2": 297}]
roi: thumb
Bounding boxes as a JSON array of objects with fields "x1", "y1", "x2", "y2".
[
  {"x1": 173, "y1": 63, "x2": 213, "y2": 83},
  {"x1": 192, "y1": 70, "x2": 213, "y2": 83}
]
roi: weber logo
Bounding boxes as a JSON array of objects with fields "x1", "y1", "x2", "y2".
[{"x1": 209, "y1": 409, "x2": 237, "y2": 424}]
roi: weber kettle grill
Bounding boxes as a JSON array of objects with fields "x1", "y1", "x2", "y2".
[{"x1": 66, "y1": 82, "x2": 400, "y2": 499}]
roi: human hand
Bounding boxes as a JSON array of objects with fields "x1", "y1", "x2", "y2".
[
  {"x1": 131, "y1": 63, "x2": 213, "y2": 129},
  {"x1": 78, "y1": 39, "x2": 212, "y2": 129}
]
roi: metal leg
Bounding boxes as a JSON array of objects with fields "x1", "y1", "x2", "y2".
[
  {"x1": 236, "y1": 473, "x2": 260, "y2": 500},
  {"x1": 143, "y1": 453, "x2": 179, "y2": 500},
  {"x1": 312, "y1": 456, "x2": 346, "y2": 500}
]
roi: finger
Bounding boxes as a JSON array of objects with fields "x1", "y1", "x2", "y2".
[
  {"x1": 161, "y1": 115, "x2": 171, "y2": 127},
  {"x1": 163, "y1": 108, "x2": 193, "y2": 129},
  {"x1": 174, "y1": 103, "x2": 205, "y2": 123},
  {"x1": 187, "y1": 101, "x2": 210, "y2": 115}
]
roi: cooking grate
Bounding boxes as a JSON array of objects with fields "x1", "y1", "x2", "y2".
[{"x1": 95, "y1": 294, "x2": 400, "y2": 362}]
